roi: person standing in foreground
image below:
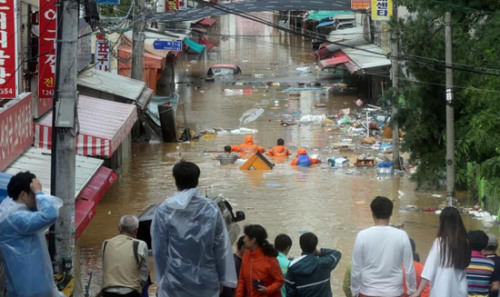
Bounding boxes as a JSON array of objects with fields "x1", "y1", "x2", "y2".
[
  {"x1": 235, "y1": 224, "x2": 284, "y2": 297},
  {"x1": 220, "y1": 236, "x2": 247, "y2": 297},
  {"x1": 285, "y1": 232, "x2": 342, "y2": 297},
  {"x1": 409, "y1": 206, "x2": 471, "y2": 297},
  {"x1": 483, "y1": 234, "x2": 500, "y2": 297},
  {"x1": 151, "y1": 160, "x2": 237, "y2": 297},
  {"x1": 351, "y1": 196, "x2": 416, "y2": 297},
  {"x1": 275, "y1": 233, "x2": 293, "y2": 297},
  {"x1": 466, "y1": 230, "x2": 494, "y2": 297},
  {"x1": 101, "y1": 215, "x2": 149, "y2": 297},
  {"x1": 0, "y1": 171, "x2": 63, "y2": 297}
]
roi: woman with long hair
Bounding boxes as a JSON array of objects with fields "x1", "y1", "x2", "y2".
[
  {"x1": 235, "y1": 224, "x2": 285, "y2": 297},
  {"x1": 409, "y1": 206, "x2": 471, "y2": 297}
]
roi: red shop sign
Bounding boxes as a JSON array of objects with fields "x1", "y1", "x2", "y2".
[
  {"x1": 38, "y1": 0, "x2": 57, "y2": 116},
  {"x1": 0, "y1": 93, "x2": 34, "y2": 171},
  {"x1": 0, "y1": 0, "x2": 19, "y2": 99}
]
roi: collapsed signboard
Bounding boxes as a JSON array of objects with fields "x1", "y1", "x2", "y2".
[{"x1": 0, "y1": 93, "x2": 34, "y2": 171}]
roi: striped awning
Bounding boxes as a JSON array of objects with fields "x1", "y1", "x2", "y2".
[{"x1": 35, "y1": 95, "x2": 137, "y2": 157}]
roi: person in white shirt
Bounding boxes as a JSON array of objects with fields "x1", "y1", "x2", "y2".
[
  {"x1": 409, "y1": 206, "x2": 470, "y2": 297},
  {"x1": 350, "y1": 196, "x2": 416, "y2": 297}
]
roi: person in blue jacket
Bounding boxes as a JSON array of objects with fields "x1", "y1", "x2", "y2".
[
  {"x1": 285, "y1": 232, "x2": 341, "y2": 297},
  {"x1": 290, "y1": 148, "x2": 320, "y2": 167},
  {"x1": 0, "y1": 171, "x2": 62, "y2": 297}
]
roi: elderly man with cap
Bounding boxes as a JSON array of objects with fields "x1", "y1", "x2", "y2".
[{"x1": 484, "y1": 234, "x2": 500, "y2": 297}]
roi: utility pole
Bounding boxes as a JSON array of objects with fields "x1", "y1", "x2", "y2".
[
  {"x1": 131, "y1": 0, "x2": 146, "y2": 81},
  {"x1": 391, "y1": 1, "x2": 401, "y2": 170},
  {"x1": 51, "y1": 0, "x2": 78, "y2": 291},
  {"x1": 445, "y1": 12, "x2": 455, "y2": 206}
]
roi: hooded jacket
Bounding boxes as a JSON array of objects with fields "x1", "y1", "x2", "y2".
[
  {"x1": 151, "y1": 188, "x2": 237, "y2": 297},
  {"x1": 235, "y1": 248, "x2": 285, "y2": 297},
  {"x1": 290, "y1": 148, "x2": 320, "y2": 167},
  {"x1": 231, "y1": 135, "x2": 265, "y2": 158},
  {"x1": 266, "y1": 145, "x2": 291, "y2": 157},
  {"x1": 285, "y1": 248, "x2": 342, "y2": 297},
  {"x1": 0, "y1": 193, "x2": 62, "y2": 297}
]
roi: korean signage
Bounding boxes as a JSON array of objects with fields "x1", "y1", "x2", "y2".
[
  {"x1": 372, "y1": 0, "x2": 393, "y2": 21},
  {"x1": 0, "y1": 0, "x2": 19, "y2": 99},
  {"x1": 351, "y1": 0, "x2": 370, "y2": 11},
  {"x1": 94, "y1": 34, "x2": 111, "y2": 72},
  {"x1": 0, "y1": 93, "x2": 34, "y2": 171},
  {"x1": 38, "y1": 0, "x2": 57, "y2": 116},
  {"x1": 166, "y1": 0, "x2": 179, "y2": 11}
]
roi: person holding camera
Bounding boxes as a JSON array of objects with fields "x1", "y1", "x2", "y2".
[{"x1": 235, "y1": 224, "x2": 284, "y2": 297}]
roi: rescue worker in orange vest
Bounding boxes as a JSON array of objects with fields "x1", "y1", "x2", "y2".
[
  {"x1": 290, "y1": 148, "x2": 321, "y2": 167},
  {"x1": 266, "y1": 138, "x2": 292, "y2": 158},
  {"x1": 231, "y1": 135, "x2": 265, "y2": 158}
]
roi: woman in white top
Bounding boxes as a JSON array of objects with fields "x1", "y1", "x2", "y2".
[{"x1": 409, "y1": 206, "x2": 471, "y2": 297}]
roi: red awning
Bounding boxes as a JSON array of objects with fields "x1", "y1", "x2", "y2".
[
  {"x1": 35, "y1": 95, "x2": 137, "y2": 157},
  {"x1": 74, "y1": 166, "x2": 117, "y2": 240},
  {"x1": 319, "y1": 52, "x2": 350, "y2": 69},
  {"x1": 198, "y1": 36, "x2": 215, "y2": 51},
  {"x1": 118, "y1": 46, "x2": 165, "y2": 69},
  {"x1": 314, "y1": 47, "x2": 332, "y2": 60},
  {"x1": 198, "y1": 17, "x2": 216, "y2": 27}
]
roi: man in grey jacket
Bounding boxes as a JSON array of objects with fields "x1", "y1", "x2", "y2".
[{"x1": 151, "y1": 160, "x2": 237, "y2": 297}]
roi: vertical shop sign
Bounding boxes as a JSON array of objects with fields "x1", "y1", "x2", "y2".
[
  {"x1": 371, "y1": 0, "x2": 392, "y2": 21},
  {"x1": 38, "y1": 0, "x2": 57, "y2": 116},
  {"x1": 0, "y1": 0, "x2": 19, "y2": 99},
  {"x1": 94, "y1": 34, "x2": 111, "y2": 72},
  {"x1": 0, "y1": 93, "x2": 34, "y2": 171}
]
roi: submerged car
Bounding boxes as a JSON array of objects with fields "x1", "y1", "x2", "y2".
[
  {"x1": 136, "y1": 195, "x2": 245, "y2": 249},
  {"x1": 205, "y1": 64, "x2": 242, "y2": 81}
]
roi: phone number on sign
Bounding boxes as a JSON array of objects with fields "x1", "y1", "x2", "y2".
[{"x1": 0, "y1": 88, "x2": 14, "y2": 95}]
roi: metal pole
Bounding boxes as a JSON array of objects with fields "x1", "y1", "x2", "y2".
[
  {"x1": 391, "y1": 1, "x2": 401, "y2": 170},
  {"x1": 445, "y1": 12, "x2": 455, "y2": 205},
  {"x1": 51, "y1": 0, "x2": 78, "y2": 290},
  {"x1": 131, "y1": 0, "x2": 145, "y2": 81}
]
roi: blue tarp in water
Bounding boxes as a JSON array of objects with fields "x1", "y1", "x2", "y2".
[
  {"x1": 183, "y1": 38, "x2": 206, "y2": 54},
  {"x1": 316, "y1": 21, "x2": 334, "y2": 28}
]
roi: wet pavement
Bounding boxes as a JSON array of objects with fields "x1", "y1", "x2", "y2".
[{"x1": 78, "y1": 12, "x2": 496, "y2": 296}]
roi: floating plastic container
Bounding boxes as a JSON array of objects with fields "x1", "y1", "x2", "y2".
[
  {"x1": 377, "y1": 161, "x2": 393, "y2": 175},
  {"x1": 380, "y1": 144, "x2": 393, "y2": 152},
  {"x1": 328, "y1": 157, "x2": 349, "y2": 168},
  {"x1": 224, "y1": 89, "x2": 253, "y2": 95}
]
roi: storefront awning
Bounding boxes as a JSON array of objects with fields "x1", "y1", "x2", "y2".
[
  {"x1": 341, "y1": 44, "x2": 391, "y2": 73},
  {"x1": 75, "y1": 166, "x2": 117, "y2": 240},
  {"x1": 183, "y1": 37, "x2": 206, "y2": 54},
  {"x1": 197, "y1": 17, "x2": 216, "y2": 27},
  {"x1": 77, "y1": 68, "x2": 153, "y2": 110},
  {"x1": 118, "y1": 46, "x2": 166, "y2": 69},
  {"x1": 0, "y1": 148, "x2": 116, "y2": 240},
  {"x1": 319, "y1": 52, "x2": 350, "y2": 69},
  {"x1": 35, "y1": 95, "x2": 137, "y2": 157}
]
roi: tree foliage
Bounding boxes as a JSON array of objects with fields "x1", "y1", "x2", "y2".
[{"x1": 394, "y1": 0, "x2": 500, "y2": 190}]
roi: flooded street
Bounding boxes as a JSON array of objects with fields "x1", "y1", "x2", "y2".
[{"x1": 79, "y1": 12, "x2": 494, "y2": 296}]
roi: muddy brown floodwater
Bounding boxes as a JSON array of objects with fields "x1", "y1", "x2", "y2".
[{"x1": 78, "y1": 12, "x2": 497, "y2": 296}]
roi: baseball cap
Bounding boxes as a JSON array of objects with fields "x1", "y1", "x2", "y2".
[{"x1": 486, "y1": 233, "x2": 498, "y2": 250}]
